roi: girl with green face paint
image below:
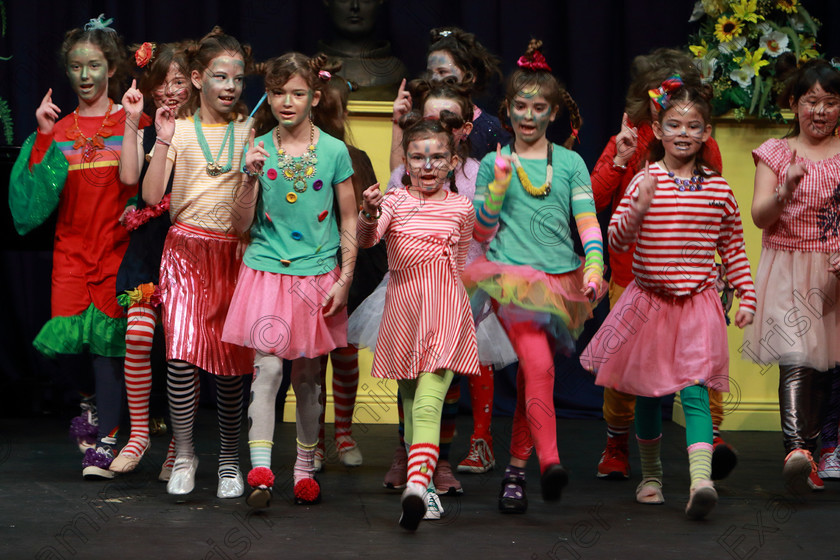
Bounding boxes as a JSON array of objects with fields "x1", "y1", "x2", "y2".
[
  {"x1": 465, "y1": 39, "x2": 605, "y2": 514},
  {"x1": 141, "y1": 27, "x2": 256, "y2": 501},
  {"x1": 10, "y1": 16, "x2": 149, "y2": 481}
]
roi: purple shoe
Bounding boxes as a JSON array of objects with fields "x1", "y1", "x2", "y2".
[
  {"x1": 83, "y1": 446, "x2": 115, "y2": 480},
  {"x1": 69, "y1": 398, "x2": 98, "y2": 453}
]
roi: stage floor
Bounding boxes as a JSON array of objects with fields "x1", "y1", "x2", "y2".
[{"x1": 1, "y1": 414, "x2": 837, "y2": 560}]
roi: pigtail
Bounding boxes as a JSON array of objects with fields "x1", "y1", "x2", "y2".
[{"x1": 560, "y1": 89, "x2": 582, "y2": 150}]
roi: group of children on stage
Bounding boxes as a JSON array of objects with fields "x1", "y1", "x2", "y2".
[{"x1": 10, "y1": 14, "x2": 840, "y2": 530}]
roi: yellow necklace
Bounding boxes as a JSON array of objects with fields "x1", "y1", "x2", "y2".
[{"x1": 511, "y1": 142, "x2": 553, "y2": 198}]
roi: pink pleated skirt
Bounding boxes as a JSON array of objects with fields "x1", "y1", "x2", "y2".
[
  {"x1": 159, "y1": 223, "x2": 254, "y2": 376},
  {"x1": 222, "y1": 264, "x2": 348, "y2": 359},
  {"x1": 743, "y1": 247, "x2": 840, "y2": 371},
  {"x1": 580, "y1": 281, "x2": 729, "y2": 397}
]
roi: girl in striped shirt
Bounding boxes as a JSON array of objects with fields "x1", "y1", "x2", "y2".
[
  {"x1": 581, "y1": 81, "x2": 756, "y2": 520},
  {"x1": 358, "y1": 112, "x2": 480, "y2": 531}
]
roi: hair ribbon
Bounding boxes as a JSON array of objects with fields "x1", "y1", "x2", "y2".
[
  {"x1": 648, "y1": 74, "x2": 684, "y2": 110},
  {"x1": 516, "y1": 50, "x2": 552, "y2": 72},
  {"x1": 84, "y1": 13, "x2": 116, "y2": 33}
]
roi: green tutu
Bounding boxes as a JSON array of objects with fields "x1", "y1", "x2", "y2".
[{"x1": 33, "y1": 303, "x2": 126, "y2": 358}]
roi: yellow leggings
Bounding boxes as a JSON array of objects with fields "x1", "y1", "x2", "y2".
[{"x1": 602, "y1": 280, "x2": 725, "y2": 429}]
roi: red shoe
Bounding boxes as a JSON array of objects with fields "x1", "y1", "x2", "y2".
[
  {"x1": 784, "y1": 449, "x2": 823, "y2": 492},
  {"x1": 711, "y1": 436, "x2": 738, "y2": 480},
  {"x1": 596, "y1": 435, "x2": 630, "y2": 479}
]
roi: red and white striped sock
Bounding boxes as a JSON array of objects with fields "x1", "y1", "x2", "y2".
[
  {"x1": 407, "y1": 443, "x2": 440, "y2": 489},
  {"x1": 121, "y1": 302, "x2": 157, "y2": 458},
  {"x1": 331, "y1": 346, "x2": 359, "y2": 450}
]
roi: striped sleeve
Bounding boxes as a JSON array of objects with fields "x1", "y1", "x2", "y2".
[
  {"x1": 717, "y1": 186, "x2": 757, "y2": 313},
  {"x1": 608, "y1": 172, "x2": 646, "y2": 253},
  {"x1": 570, "y1": 164, "x2": 604, "y2": 283},
  {"x1": 457, "y1": 198, "x2": 474, "y2": 277},
  {"x1": 356, "y1": 193, "x2": 394, "y2": 249}
]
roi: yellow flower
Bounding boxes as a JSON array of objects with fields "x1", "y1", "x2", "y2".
[
  {"x1": 732, "y1": 0, "x2": 763, "y2": 23},
  {"x1": 799, "y1": 35, "x2": 819, "y2": 61},
  {"x1": 714, "y1": 16, "x2": 744, "y2": 43},
  {"x1": 702, "y1": 0, "x2": 728, "y2": 17},
  {"x1": 778, "y1": 0, "x2": 798, "y2": 14},
  {"x1": 689, "y1": 40, "x2": 709, "y2": 58},
  {"x1": 734, "y1": 48, "x2": 770, "y2": 74}
]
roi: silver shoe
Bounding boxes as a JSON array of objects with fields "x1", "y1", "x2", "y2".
[
  {"x1": 167, "y1": 456, "x2": 198, "y2": 495},
  {"x1": 217, "y1": 468, "x2": 244, "y2": 499}
]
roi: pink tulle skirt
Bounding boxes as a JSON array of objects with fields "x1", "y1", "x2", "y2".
[
  {"x1": 743, "y1": 248, "x2": 840, "y2": 371},
  {"x1": 160, "y1": 224, "x2": 254, "y2": 376},
  {"x1": 580, "y1": 281, "x2": 729, "y2": 397},
  {"x1": 222, "y1": 264, "x2": 347, "y2": 359}
]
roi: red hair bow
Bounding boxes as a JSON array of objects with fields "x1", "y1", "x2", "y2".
[{"x1": 517, "y1": 51, "x2": 552, "y2": 72}]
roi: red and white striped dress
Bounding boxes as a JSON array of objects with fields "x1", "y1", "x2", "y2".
[
  {"x1": 356, "y1": 188, "x2": 480, "y2": 379},
  {"x1": 581, "y1": 163, "x2": 756, "y2": 397}
]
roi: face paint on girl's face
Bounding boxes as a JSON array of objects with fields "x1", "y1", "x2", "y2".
[
  {"x1": 656, "y1": 101, "x2": 710, "y2": 160},
  {"x1": 152, "y1": 62, "x2": 190, "y2": 112},
  {"x1": 795, "y1": 82, "x2": 840, "y2": 139},
  {"x1": 427, "y1": 50, "x2": 465, "y2": 83},
  {"x1": 268, "y1": 74, "x2": 319, "y2": 129},
  {"x1": 66, "y1": 42, "x2": 112, "y2": 103},
  {"x1": 509, "y1": 88, "x2": 555, "y2": 143},
  {"x1": 196, "y1": 54, "x2": 245, "y2": 119},
  {"x1": 405, "y1": 134, "x2": 454, "y2": 194}
]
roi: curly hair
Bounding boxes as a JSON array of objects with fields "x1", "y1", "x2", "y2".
[{"x1": 426, "y1": 27, "x2": 501, "y2": 95}]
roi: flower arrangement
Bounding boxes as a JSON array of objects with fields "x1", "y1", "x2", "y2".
[{"x1": 687, "y1": 0, "x2": 823, "y2": 120}]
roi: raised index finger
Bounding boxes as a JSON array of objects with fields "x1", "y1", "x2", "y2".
[
  {"x1": 42, "y1": 88, "x2": 53, "y2": 104},
  {"x1": 397, "y1": 78, "x2": 406, "y2": 96},
  {"x1": 131, "y1": 78, "x2": 137, "y2": 90}
]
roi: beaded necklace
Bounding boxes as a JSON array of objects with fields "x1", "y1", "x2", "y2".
[
  {"x1": 193, "y1": 110, "x2": 235, "y2": 177},
  {"x1": 661, "y1": 160, "x2": 704, "y2": 191},
  {"x1": 276, "y1": 122, "x2": 318, "y2": 193},
  {"x1": 511, "y1": 141, "x2": 553, "y2": 198},
  {"x1": 66, "y1": 99, "x2": 115, "y2": 162}
]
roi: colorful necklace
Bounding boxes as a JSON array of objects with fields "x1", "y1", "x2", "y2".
[
  {"x1": 67, "y1": 99, "x2": 115, "y2": 162},
  {"x1": 194, "y1": 110, "x2": 235, "y2": 177},
  {"x1": 511, "y1": 141, "x2": 553, "y2": 198},
  {"x1": 276, "y1": 122, "x2": 318, "y2": 193},
  {"x1": 661, "y1": 160, "x2": 704, "y2": 192}
]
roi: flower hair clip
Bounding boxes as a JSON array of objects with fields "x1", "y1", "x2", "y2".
[
  {"x1": 319, "y1": 70, "x2": 332, "y2": 81},
  {"x1": 438, "y1": 30, "x2": 452, "y2": 37},
  {"x1": 84, "y1": 13, "x2": 116, "y2": 33},
  {"x1": 648, "y1": 74, "x2": 684, "y2": 110},
  {"x1": 517, "y1": 50, "x2": 552, "y2": 72},
  {"x1": 135, "y1": 42, "x2": 157, "y2": 68}
]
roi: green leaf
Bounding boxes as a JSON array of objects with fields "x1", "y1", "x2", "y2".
[
  {"x1": 797, "y1": 7, "x2": 820, "y2": 37},
  {"x1": 749, "y1": 74, "x2": 762, "y2": 114}
]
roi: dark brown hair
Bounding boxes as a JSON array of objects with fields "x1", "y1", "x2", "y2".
[
  {"x1": 253, "y1": 52, "x2": 331, "y2": 136},
  {"x1": 60, "y1": 23, "x2": 129, "y2": 102},
  {"x1": 647, "y1": 85, "x2": 719, "y2": 176},
  {"x1": 398, "y1": 110, "x2": 464, "y2": 193},
  {"x1": 407, "y1": 77, "x2": 473, "y2": 164},
  {"x1": 183, "y1": 27, "x2": 254, "y2": 120},
  {"x1": 499, "y1": 39, "x2": 581, "y2": 150},
  {"x1": 624, "y1": 48, "x2": 705, "y2": 126},
  {"x1": 777, "y1": 58, "x2": 840, "y2": 138},
  {"x1": 132, "y1": 42, "x2": 192, "y2": 118},
  {"x1": 427, "y1": 27, "x2": 501, "y2": 95}
]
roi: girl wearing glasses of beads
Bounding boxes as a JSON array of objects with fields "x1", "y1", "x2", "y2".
[
  {"x1": 463, "y1": 39, "x2": 606, "y2": 514},
  {"x1": 9, "y1": 15, "x2": 149, "y2": 480},
  {"x1": 581, "y1": 82, "x2": 756, "y2": 520},
  {"x1": 223, "y1": 53, "x2": 358, "y2": 509},
  {"x1": 746, "y1": 59, "x2": 840, "y2": 493},
  {"x1": 142, "y1": 28, "x2": 255, "y2": 499},
  {"x1": 358, "y1": 111, "x2": 479, "y2": 531}
]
